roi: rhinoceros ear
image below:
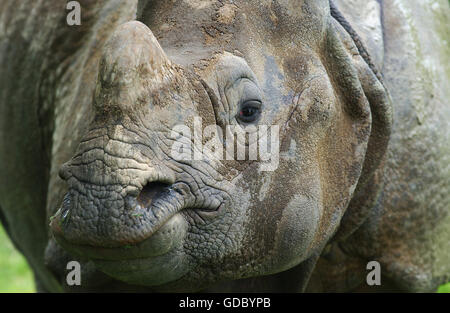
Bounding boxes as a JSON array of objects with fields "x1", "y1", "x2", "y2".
[{"x1": 323, "y1": 8, "x2": 393, "y2": 241}]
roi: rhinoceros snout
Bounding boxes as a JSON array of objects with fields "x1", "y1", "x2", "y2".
[
  {"x1": 50, "y1": 136, "x2": 193, "y2": 254},
  {"x1": 49, "y1": 178, "x2": 192, "y2": 259}
]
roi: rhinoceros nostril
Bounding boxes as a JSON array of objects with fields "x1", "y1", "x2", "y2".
[{"x1": 136, "y1": 182, "x2": 171, "y2": 208}]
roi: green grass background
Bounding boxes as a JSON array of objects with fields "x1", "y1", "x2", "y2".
[
  {"x1": 0, "y1": 223, "x2": 449, "y2": 293},
  {"x1": 0, "y1": 225, "x2": 35, "y2": 292}
]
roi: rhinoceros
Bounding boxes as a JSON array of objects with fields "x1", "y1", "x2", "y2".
[{"x1": 0, "y1": 0, "x2": 448, "y2": 292}]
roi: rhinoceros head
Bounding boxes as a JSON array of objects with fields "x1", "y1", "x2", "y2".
[{"x1": 49, "y1": 0, "x2": 391, "y2": 291}]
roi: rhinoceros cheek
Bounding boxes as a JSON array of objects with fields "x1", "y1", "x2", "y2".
[{"x1": 272, "y1": 194, "x2": 321, "y2": 271}]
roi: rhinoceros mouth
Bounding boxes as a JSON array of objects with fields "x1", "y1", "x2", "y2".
[
  {"x1": 52, "y1": 213, "x2": 187, "y2": 261},
  {"x1": 50, "y1": 180, "x2": 225, "y2": 259}
]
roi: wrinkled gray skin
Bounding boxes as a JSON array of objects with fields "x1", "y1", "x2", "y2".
[{"x1": 0, "y1": 0, "x2": 448, "y2": 292}]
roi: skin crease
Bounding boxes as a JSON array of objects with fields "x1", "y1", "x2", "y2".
[{"x1": 0, "y1": 0, "x2": 448, "y2": 292}]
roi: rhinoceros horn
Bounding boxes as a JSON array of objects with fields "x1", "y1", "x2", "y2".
[{"x1": 93, "y1": 21, "x2": 176, "y2": 121}]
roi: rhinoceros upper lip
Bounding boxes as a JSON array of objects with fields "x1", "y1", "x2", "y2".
[
  {"x1": 52, "y1": 213, "x2": 187, "y2": 261},
  {"x1": 50, "y1": 181, "x2": 223, "y2": 258}
]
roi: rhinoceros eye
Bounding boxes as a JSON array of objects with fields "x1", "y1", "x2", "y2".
[{"x1": 237, "y1": 100, "x2": 261, "y2": 123}]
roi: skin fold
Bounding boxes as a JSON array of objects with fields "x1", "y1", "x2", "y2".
[{"x1": 0, "y1": 0, "x2": 448, "y2": 292}]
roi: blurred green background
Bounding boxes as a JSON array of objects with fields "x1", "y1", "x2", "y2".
[
  {"x1": 0, "y1": 223, "x2": 449, "y2": 293},
  {"x1": 0, "y1": 225, "x2": 34, "y2": 292}
]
